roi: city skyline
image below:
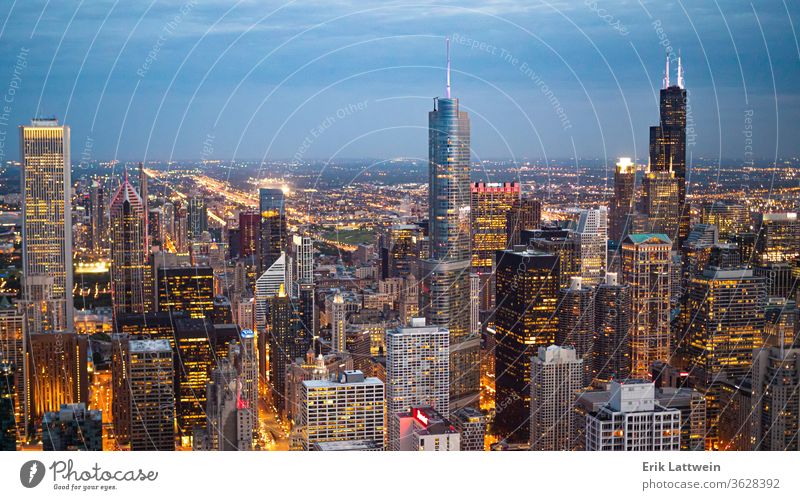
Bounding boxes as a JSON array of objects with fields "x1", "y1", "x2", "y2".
[{"x1": 0, "y1": 0, "x2": 799, "y2": 461}]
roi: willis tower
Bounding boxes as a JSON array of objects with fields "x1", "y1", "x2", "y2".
[{"x1": 648, "y1": 55, "x2": 688, "y2": 244}]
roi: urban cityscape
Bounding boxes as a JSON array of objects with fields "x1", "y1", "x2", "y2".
[{"x1": 0, "y1": 1, "x2": 799, "y2": 460}]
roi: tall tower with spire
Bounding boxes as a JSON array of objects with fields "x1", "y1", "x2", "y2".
[
  {"x1": 420, "y1": 39, "x2": 479, "y2": 409},
  {"x1": 110, "y1": 170, "x2": 153, "y2": 327},
  {"x1": 648, "y1": 54, "x2": 688, "y2": 245}
]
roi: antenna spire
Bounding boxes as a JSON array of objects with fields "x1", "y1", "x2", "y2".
[
  {"x1": 446, "y1": 37, "x2": 451, "y2": 98},
  {"x1": 677, "y1": 53, "x2": 684, "y2": 89},
  {"x1": 663, "y1": 55, "x2": 670, "y2": 89}
]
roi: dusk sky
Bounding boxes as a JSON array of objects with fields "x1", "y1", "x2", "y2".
[{"x1": 1, "y1": 0, "x2": 798, "y2": 164}]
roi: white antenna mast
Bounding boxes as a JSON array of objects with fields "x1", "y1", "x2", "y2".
[
  {"x1": 677, "y1": 54, "x2": 684, "y2": 89},
  {"x1": 446, "y1": 37, "x2": 451, "y2": 98},
  {"x1": 663, "y1": 55, "x2": 670, "y2": 88}
]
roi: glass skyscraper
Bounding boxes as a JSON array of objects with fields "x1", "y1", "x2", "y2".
[
  {"x1": 259, "y1": 188, "x2": 287, "y2": 274},
  {"x1": 420, "y1": 50, "x2": 479, "y2": 410}
]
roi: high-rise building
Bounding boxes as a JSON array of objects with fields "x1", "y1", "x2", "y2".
[
  {"x1": 450, "y1": 406, "x2": 486, "y2": 451},
  {"x1": 173, "y1": 318, "x2": 215, "y2": 445},
  {"x1": 0, "y1": 361, "x2": 16, "y2": 450},
  {"x1": 470, "y1": 182, "x2": 520, "y2": 308},
  {"x1": 187, "y1": 196, "x2": 208, "y2": 240},
  {"x1": 330, "y1": 292, "x2": 347, "y2": 354},
  {"x1": 386, "y1": 318, "x2": 449, "y2": 448},
  {"x1": 506, "y1": 196, "x2": 542, "y2": 247},
  {"x1": 42, "y1": 403, "x2": 102, "y2": 451},
  {"x1": 530, "y1": 345, "x2": 583, "y2": 450},
  {"x1": 640, "y1": 169, "x2": 680, "y2": 242},
  {"x1": 620, "y1": 234, "x2": 672, "y2": 378},
  {"x1": 494, "y1": 248, "x2": 559, "y2": 442},
  {"x1": 27, "y1": 333, "x2": 88, "y2": 426},
  {"x1": 200, "y1": 359, "x2": 254, "y2": 451},
  {"x1": 701, "y1": 201, "x2": 749, "y2": 239},
  {"x1": 20, "y1": 119, "x2": 73, "y2": 334},
  {"x1": 110, "y1": 173, "x2": 153, "y2": 327},
  {"x1": 529, "y1": 227, "x2": 581, "y2": 287},
  {"x1": 649, "y1": 57, "x2": 688, "y2": 243},
  {"x1": 756, "y1": 212, "x2": 799, "y2": 265},
  {"x1": 381, "y1": 224, "x2": 419, "y2": 279},
  {"x1": 299, "y1": 370, "x2": 384, "y2": 450},
  {"x1": 575, "y1": 208, "x2": 608, "y2": 286},
  {"x1": 127, "y1": 339, "x2": 175, "y2": 451},
  {"x1": 609, "y1": 157, "x2": 636, "y2": 245},
  {"x1": 255, "y1": 252, "x2": 286, "y2": 329},
  {"x1": 585, "y1": 380, "x2": 681, "y2": 450},
  {"x1": 268, "y1": 284, "x2": 304, "y2": 414},
  {"x1": 258, "y1": 188, "x2": 287, "y2": 274},
  {"x1": 230, "y1": 330, "x2": 259, "y2": 413},
  {"x1": 238, "y1": 210, "x2": 259, "y2": 258},
  {"x1": 156, "y1": 265, "x2": 215, "y2": 319},
  {"x1": 752, "y1": 347, "x2": 800, "y2": 451},
  {"x1": 680, "y1": 267, "x2": 766, "y2": 447},
  {"x1": 0, "y1": 305, "x2": 26, "y2": 438},
  {"x1": 555, "y1": 277, "x2": 595, "y2": 386},
  {"x1": 419, "y1": 47, "x2": 479, "y2": 410},
  {"x1": 290, "y1": 233, "x2": 314, "y2": 294},
  {"x1": 594, "y1": 272, "x2": 632, "y2": 383}
]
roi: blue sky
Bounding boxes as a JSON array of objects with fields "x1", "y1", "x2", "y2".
[{"x1": 0, "y1": 0, "x2": 797, "y2": 163}]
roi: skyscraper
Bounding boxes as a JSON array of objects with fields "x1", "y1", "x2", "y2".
[
  {"x1": 470, "y1": 181, "x2": 520, "y2": 309},
  {"x1": 585, "y1": 380, "x2": 681, "y2": 451},
  {"x1": 386, "y1": 318, "x2": 450, "y2": 448},
  {"x1": 42, "y1": 403, "x2": 102, "y2": 451},
  {"x1": 609, "y1": 157, "x2": 636, "y2": 245},
  {"x1": 680, "y1": 267, "x2": 766, "y2": 448},
  {"x1": 110, "y1": 173, "x2": 153, "y2": 327},
  {"x1": 530, "y1": 345, "x2": 583, "y2": 450},
  {"x1": 594, "y1": 272, "x2": 632, "y2": 383},
  {"x1": 238, "y1": 210, "x2": 259, "y2": 258},
  {"x1": 27, "y1": 333, "x2": 88, "y2": 426},
  {"x1": 259, "y1": 188, "x2": 287, "y2": 274},
  {"x1": 506, "y1": 196, "x2": 542, "y2": 247},
  {"x1": 494, "y1": 248, "x2": 559, "y2": 442},
  {"x1": 555, "y1": 277, "x2": 595, "y2": 386},
  {"x1": 187, "y1": 196, "x2": 208, "y2": 240},
  {"x1": 620, "y1": 234, "x2": 672, "y2": 378},
  {"x1": 752, "y1": 347, "x2": 800, "y2": 451},
  {"x1": 268, "y1": 284, "x2": 303, "y2": 414},
  {"x1": 0, "y1": 361, "x2": 16, "y2": 450},
  {"x1": 330, "y1": 292, "x2": 347, "y2": 354},
  {"x1": 20, "y1": 119, "x2": 73, "y2": 334},
  {"x1": 0, "y1": 305, "x2": 26, "y2": 439},
  {"x1": 575, "y1": 207, "x2": 608, "y2": 286},
  {"x1": 420, "y1": 42, "x2": 479, "y2": 409},
  {"x1": 649, "y1": 57, "x2": 688, "y2": 244},
  {"x1": 200, "y1": 359, "x2": 254, "y2": 451},
  {"x1": 299, "y1": 370, "x2": 384, "y2": 450},
  {"x1": 156, "y1": 265, "x2": 215, "y2": 319},
  {"x1": 381, "y1": 224, "x2": 419, "y2": 279},
  {"x1": 128, "y1": 339, "x2": 175, "y2": 451}
]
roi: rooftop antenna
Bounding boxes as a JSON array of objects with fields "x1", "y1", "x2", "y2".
[
  {"x1": 663, "y1": 55, "x2": 670, "y2": 89},
  {"x1": 445, "y1": 37, "x2": 451, "y2": 98},
  {"x1": 677, "y1": 52, "x2": 684, "y2": 89}
]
